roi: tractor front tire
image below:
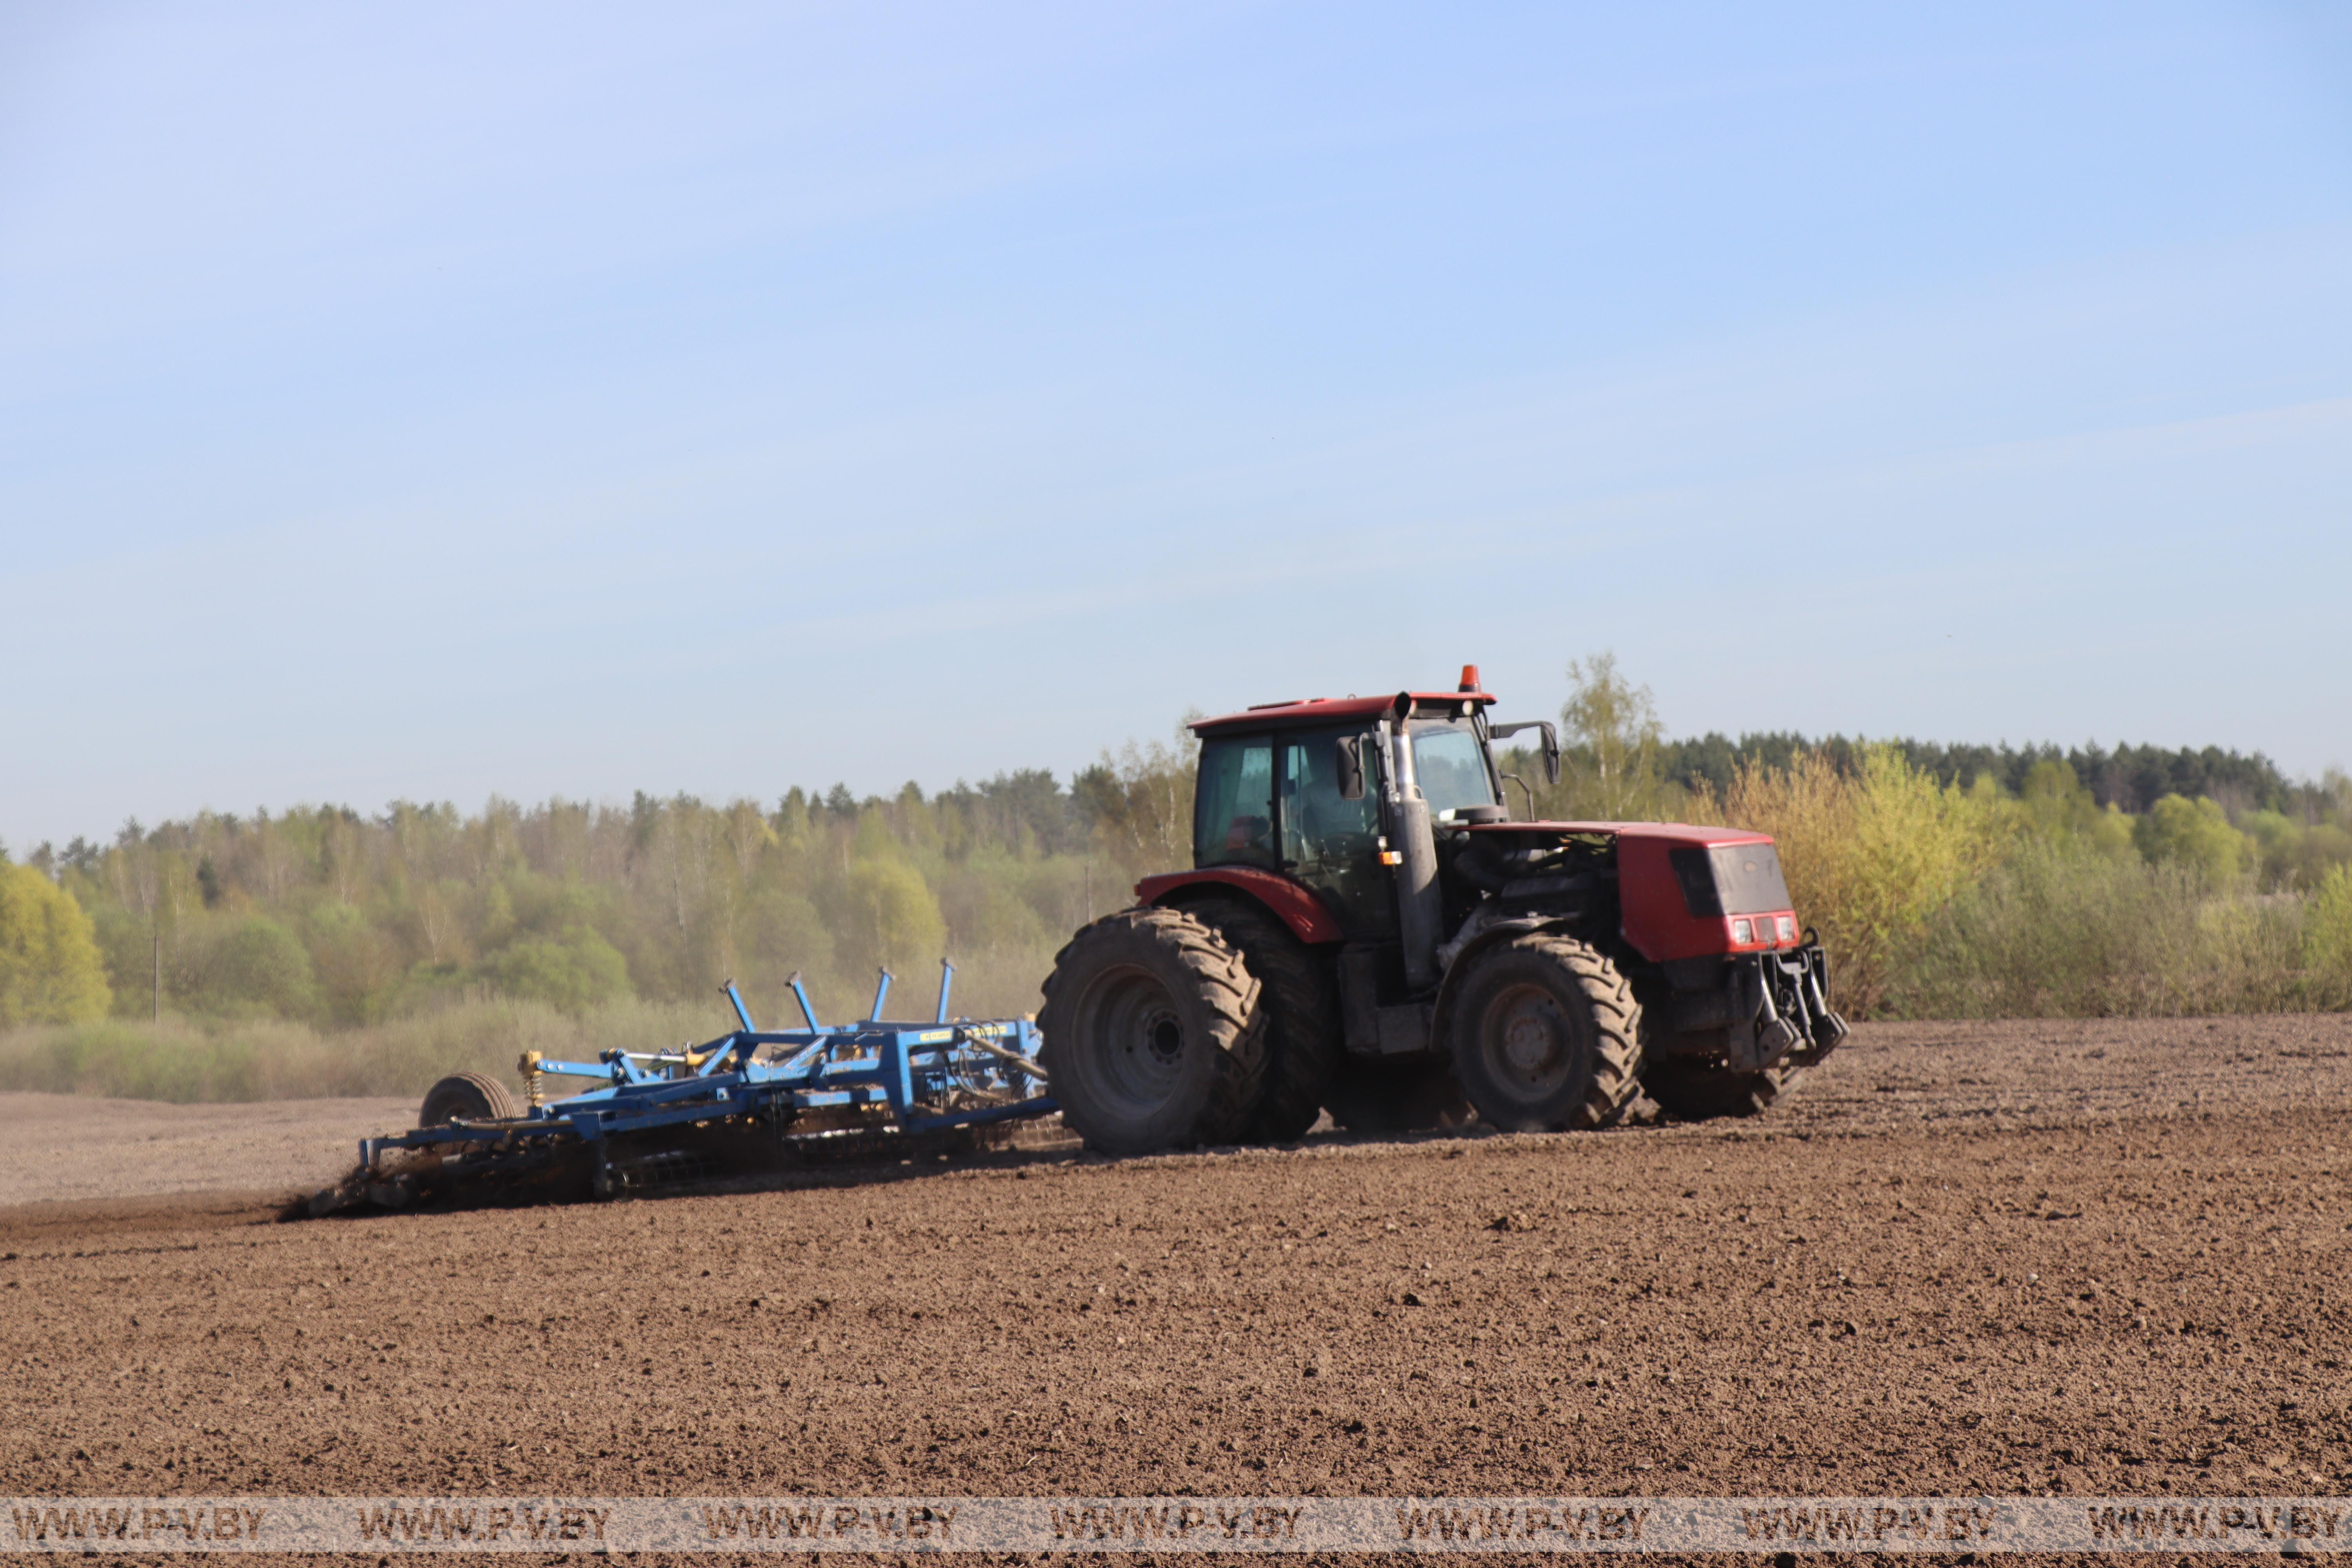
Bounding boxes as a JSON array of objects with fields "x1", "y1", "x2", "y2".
[
  {"x1": 1039, "y1": 907, "x2": 1266, "y2": 1156},
  {"x1": 1180, "y1": 896, "x2": 1341, "y2": 1143},
  {"x1": 1447, "y1": 933, "x2": 1644, "y2": 1132},
  {"x1": 419, "y1": 1071, "x2": 520, "y2": 1127}
]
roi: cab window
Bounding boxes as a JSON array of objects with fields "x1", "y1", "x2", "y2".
[
  {"x1": 1412, "y1": 723, "x2": 1498, "y2": 821},
  {"x1": 1281, "y1": 729, "x2": 1390, "y2": 935},
  {"x1": 1194, "y1": 736, "x2": 1276, "y2": 869},
  {"x1": 1280, "y1": 732, "x2": 1380, "y2": 872}
]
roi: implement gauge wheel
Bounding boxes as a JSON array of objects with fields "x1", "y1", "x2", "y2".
[
  {"x1": 1038, "y1": 907, "x2": 1266, "y2": 1156},
  {"x1": 419, "y1": 1071, "x2": 521, "y2": 1127},
  {"x1": 1447, "y1": 933, "x2": 1644, "y2": 1132}
]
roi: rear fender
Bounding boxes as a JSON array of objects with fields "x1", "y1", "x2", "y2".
[{"x1": 1136, "y1": 867, "x2": 1344, "y2": 946}]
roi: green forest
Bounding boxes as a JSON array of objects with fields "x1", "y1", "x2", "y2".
[{"x1": 4, "y1": 657, "x2": 2349, "y2": 1102}]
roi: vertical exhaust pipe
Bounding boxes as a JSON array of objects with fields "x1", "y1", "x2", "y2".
[{"x1": 1387, "y1": 692, "x2": 1444, "y2": 990}]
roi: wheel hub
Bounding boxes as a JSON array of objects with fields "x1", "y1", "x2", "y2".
[
  {"x1": 1484, "y1": 982, "x2": 1572, "y2": 1091},
  {"x1": 1145, "y1": 1013, "x2": 1184, "y2": 1062},
  {"x1": 1067, "y1": 964, "x2": 1193, "y2": 1117},
  {"x1": 1502, "y1": 1009, "x2": 1561, "y2": 1076}
]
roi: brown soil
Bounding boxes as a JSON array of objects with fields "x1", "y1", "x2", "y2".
[
  {"x1": 0, "y1": 1093, "x2": 413, "y2": 1207},
  {"x1": 2, "y1": 1016, "x2": 2347, "y2": 1556}
]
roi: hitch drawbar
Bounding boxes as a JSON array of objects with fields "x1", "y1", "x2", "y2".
[{"x1": 332, "y1": 962, "x2": 1055, "y2": 1209}]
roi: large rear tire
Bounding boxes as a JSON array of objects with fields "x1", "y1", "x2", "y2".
[
  {"x1": 1038, "y1": 908, "x2": 1266, "y2": 1156},
  {"x1": 419, "y1": 1071, "x2": 520, "y2": 1126},
  {"x1": 1447, "y1": 933, "x2": 1643, "y2": 1131},
  {"x1": 1179, "y1": 896, "x2": 1340, "y2": 1143}
]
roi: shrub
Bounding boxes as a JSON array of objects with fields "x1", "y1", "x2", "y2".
[
  {"x1": 1690, "y1": 744, "x2": 2002, "y2": 1016},
  {"x1": 202, "y1": 916, "x2": 322, "y2": 1021},
  {"x1": 305, "y1": 903, "x2": 407, "y2": 1025},
  {"x1": 2016, "y1": 760, "x2": 2136, "y2": 857},
  {"x1": 0, "y1": 866, "x2": 111, "y2": 1025},
  {"x1": 742, "y1": 886, "x2": 835, "y2": 985},
  {"x1": 1892, "y1": 849, "x2": 2323, "y2": 1018},
  {"x1": 2307, "y1": 865, "x2": 2352, "y2": 984},
  {"x1": 2133, "y1": 794, "x2": 2250, "y2": 882},
  {"x1": 479, "y1": 926, "x2": 632, "y2": 1015},
  {"x1": 828, "y1": 829, "x2": 947, "y2": 976}
]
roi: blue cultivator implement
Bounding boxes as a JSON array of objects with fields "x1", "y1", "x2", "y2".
[{"x1": 314, "y1": 963, "x2": 1056, "y2": 1212}]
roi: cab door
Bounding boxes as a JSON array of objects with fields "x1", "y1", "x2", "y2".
[{"x1": 1278, "y1": 728, "x2": 1393, "y2": 938}]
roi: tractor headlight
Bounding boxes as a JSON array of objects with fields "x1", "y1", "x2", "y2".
[
  {"x1": 1731, "y1": 918, "x2": 1753, "y2": 944},
  {"x1": 1775, "y1": 915, "x2": 1796, "y2": 943}
]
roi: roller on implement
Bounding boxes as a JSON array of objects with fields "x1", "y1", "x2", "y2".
[{"x1": 313, "y1": 962, "x2": 1054, "y2": 1213}]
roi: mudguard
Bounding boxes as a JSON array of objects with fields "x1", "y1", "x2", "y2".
[{"x1": 1135, "y1": 867, "x2": 1345, "y2": 945}]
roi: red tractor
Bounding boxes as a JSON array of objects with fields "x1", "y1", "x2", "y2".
[{"x1": 1038, "y1": 668, "x2": 1847, "y2": 1154}]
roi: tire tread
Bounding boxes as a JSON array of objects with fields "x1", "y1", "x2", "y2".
[
  {"x1": 1180, "y1": 897, "x2": 1340, "y2": 1143},
  {"x1": 1038, "y1": 907, "x2": 1267, "y2": 1151},
  {"x1": 1452, "y1": 931, "x2": 1645, "y2": 1131},
  {"x1": 420, "y1": 1070, "x2": 520, "y2": 1125}
]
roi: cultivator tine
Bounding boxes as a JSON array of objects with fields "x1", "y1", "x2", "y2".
[{"x1": 787, "y1": 971, "x2": 821, "y2": 1030}]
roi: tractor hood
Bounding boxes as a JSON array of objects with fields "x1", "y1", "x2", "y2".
[{"x1": 1459, "y1": 820, "x2": 1794, "y2": 964}]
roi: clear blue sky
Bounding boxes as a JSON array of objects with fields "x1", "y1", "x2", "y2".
[{"x1": 4, "y1": 2, "x2": 2348, "y2": 849}]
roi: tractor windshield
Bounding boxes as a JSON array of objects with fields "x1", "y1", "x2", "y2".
[{"x1": 1412, "y1": 723, "x2": 1498, "y2": 821}]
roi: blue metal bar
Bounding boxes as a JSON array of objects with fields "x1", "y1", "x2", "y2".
[
  {"x1": 695, "y1": 1032, "x2": 750, "y2": 1078},
  {"x1": 724, "y1": 981, "x2": 756, "y2": 1033},
  {"x1": 869, "y1": 969, "x2": 891, "y2": 1022},
  {"x1": 903, "y1": 1095, "x2": 1058, "y2": 1133},
  {"x1": 786, "y1": 972, "x2": 821, "y2": 1031},
  {"x1": 881, "y1": 1031, "x2": 913, "y2": 1118},
  {"x1": 935, "y1": 958, "x2": 955, "y2": 1024}
]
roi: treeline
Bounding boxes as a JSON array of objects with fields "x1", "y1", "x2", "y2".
[
  {"x1": 2, "y1": 654, "x2": 2349, "y2": 1103},
  {"x1": 1554, "y1": 736, "x2": 2352, "y2": 893},
  {"x1": 0, "y1": 741, "x2": 1194, "y2": 1036},
  {"x1": 1506, "y1": 655, "x2": 2352, "y2": 895},
  {"x1": 1504, "y1": 656, "x2": 2352, "y2": 1020},
  {"x1": 1659, "y1": 735, "x2": 2327, "y2": 820}
]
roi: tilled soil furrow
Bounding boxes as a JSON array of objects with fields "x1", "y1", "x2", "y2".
[{"x1": 1, "y1": 1016, "x2": 2347, "y2": 1540}]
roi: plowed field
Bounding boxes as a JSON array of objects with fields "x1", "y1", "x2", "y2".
[{"x1": 4, "y1": 1016, "x2": 2348, "y2": 1551}]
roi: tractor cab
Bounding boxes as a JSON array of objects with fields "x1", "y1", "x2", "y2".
[{"x1": 1178, "y1": 679, "x2": 1524, "y2": 940}]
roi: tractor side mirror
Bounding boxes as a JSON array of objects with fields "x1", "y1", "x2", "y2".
[
  {"x1": 1492, "y1": 720, "x2": 1562, "y2": 786},
  {"x1": 1335, "y1": 736, "x2": 1365, "y2": 800}
]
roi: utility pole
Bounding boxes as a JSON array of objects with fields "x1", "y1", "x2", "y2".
[{"x1": 152, "y1": 922, "x2": 160, "y2": 1024}]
